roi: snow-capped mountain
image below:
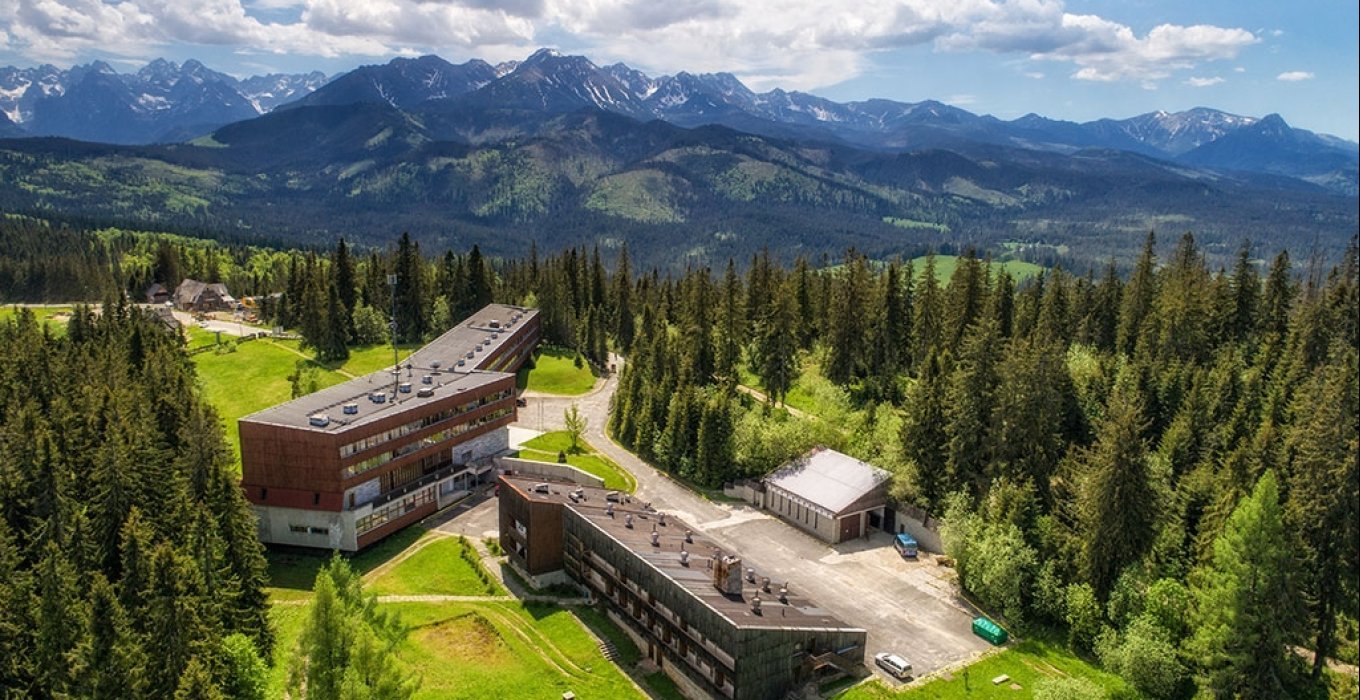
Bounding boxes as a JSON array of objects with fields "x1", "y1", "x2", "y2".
[
  {"x1": 0, "y1": 59, "x2": 328, "y2": 144},
  {"x1": 283, "y1": 55, "x2": 493, "y2": 112}
]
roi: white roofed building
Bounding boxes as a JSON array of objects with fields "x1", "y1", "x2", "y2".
[{"x1": 759, "y1": 447, "x2": 891, "y2": 544}]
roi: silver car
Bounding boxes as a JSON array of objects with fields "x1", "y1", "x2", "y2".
[{"x1": 874, "y1": 651, "x2": 912, "y2": 680}]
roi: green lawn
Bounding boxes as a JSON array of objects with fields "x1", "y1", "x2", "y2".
[
  {"x1": 191, "y1": 336, "x2": 349, "y2": 467},
  {"x1": 519, "y1": 431, "x2": 637, "y2": 492},
  {"x1": 835, "y1": 639, "x2": 1133, "y2": 699},
  {"x1": 332, "y1": 342, "x2": 418, "y2": 376},
  {"x1": 0, "y1": 305, "x2": 74, "y2": 333},
  {"x1": 265, "y1": 524, "x2": 429, "y2": 602},
  {"x1": 518, "y1": 346, "x2": 598, "y2": 395},
  {"x1": 910, "y1": 255, "x2": 1046, "y2": 284},
  {"x1": 393, "y1": 601, "x2": 644, "y2": 700},
  {"x1": 368, "y1": 535, "x2": 505, "y2": 597}
]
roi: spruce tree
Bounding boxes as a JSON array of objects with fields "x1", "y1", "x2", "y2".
[
  {"x1": 753, "y1": 280, "x2": 799, "y2": 406},
  {"x1": 1186, "y1": 471, "x2": 1302, "y2": 698},
  {"x1": 694, "y1": 394, "x2": 735, "y2": 487},
  {"x1": 901, "y1": 350, "x2": 951, "y2": 509},
  {"x1": 1076, "y1": 386, "x2": 1157, "y2": 599},
  {"x1": 824, "y1": 252, "x2": 870, "y2": 385},
  {"x1": 943, "y1": 317, "x2": 1001, "y2": 496},
  {"x1": 912, "y1": 254, "x2": 943, "y2": 367},
  {"x1": 72, "y1": 573, "x2": 146, "y2": 699},
  {"x1": 332, "y1": 238, "x2": 358, "y2": 339},
  {"x1": 612, "y1": 244, "x2": 635, "y2": 353},
  {"x1": 1117, "y1": 232, "x2": 1157, "y2": 356}
]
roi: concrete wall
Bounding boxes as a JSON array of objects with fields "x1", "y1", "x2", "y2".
[
  {"x1": 456, "y1": 428, "x2": 510, "y2": 464},
  {"x1": 494, "y1": 456, "x2": 607, "y2": 488},
  {"x1": 253, "y1": 504, "x2": 358, "y2": 551},
  {"x1": 764, "y1": 485, "x2": 837, "y2": 543},
  {"x1": 889, "y1": 505, "x2": 943, "y2": 554}
]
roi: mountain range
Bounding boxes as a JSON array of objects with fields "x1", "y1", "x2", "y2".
[
  {"x1": 3, "y1": 49, "x2": 1355, "y2": 193},
  {"x1": 0, "y1": 49, "x2": 1354, "y2": 269},
  {"x1": 0, "y1": 59, "x2": 328, "y2": 144}
]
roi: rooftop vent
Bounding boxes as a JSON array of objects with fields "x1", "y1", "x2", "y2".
[
  {"x1": 679, "y1": 549, "x2": 690, "y2": 566},
  {"x1": 779, "y1": 584, "x2": 789, "y2": 603},
  {"x1": 342, "y1": 403, "x2": 359, "y2": 415},
  {"x1": 474, "y1": 345, "x2": 482, "y2": 353},
  {"x1": 751, "y1": 594, "x2": 762, "y2": 615},
  {"x1": 489, "y1": 319, "x2": 501, "y2": 329},
  {"x1": 422, "y1": 374, "x2": 433, "y2": 385},
  {"x1": 684, "y1": 530, "x2": 693, "y2": 543},
  {"x1": 746, "y1": 568, "x2": 756, "y2": 584},
  {"x1": 659, "y1": 513, "x2": 667, "y2": 526},
  {"x1": 605, "y1": 491, "x2": 621, "y2": 502},
  {"x1": 483, "y1": 338, "x2": 493, "y2": 346},
  {"x1": 761, "y1": 577, "x2": 771, "y2": 593},
  {"x1": 398, "y1": 382, "x2": 412, "y2": 394},
  {"x1": 605, "y1": 502, "x2": 615, "y2": 517},
  {"x1": 416, "y1": 387, "x2": 434, "y2": 398},
  {"x1": 456, "y1": 359, "x2": 466, "y2": 367},
  {"x1": 533, "y1": 483, "x2": 550, "y2": 494},
  {"x1": 431, "y1": 361, "x2": 442, "y2": 369},
  {"x1": 308, "y1": 413, "x2": 330, "y2": 427},
  {"x1": 650, "y1": 530, "x2": 660, "y2": 547},
  {"x1": 369, "y1": 392, "x2": 388, "y2": 404},
  {"x1": 624, "y1": 514, "x2": 634, "y2": 529},
  {"x1": 466, "y1": 351, "x2": 475, "y2": 359}
]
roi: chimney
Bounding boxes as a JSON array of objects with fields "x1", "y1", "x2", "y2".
[
  {"x1": 680, "y1": 548, "x2": 690, "y2": 566},
  {"x1": 651, "y1": 531, "x2": 660, "y2": 547},
  {"x1": 751, "y1": 594, "x2": 762, "y2": 615}
]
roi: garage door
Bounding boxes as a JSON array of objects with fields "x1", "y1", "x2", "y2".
[{"x1": 839, "y1": 514, "x2": 861, "y2": 542}]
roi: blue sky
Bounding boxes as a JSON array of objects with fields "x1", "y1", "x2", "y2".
[{"x1": 2, "y1": 0, "x2": 1355, "y2": 140}]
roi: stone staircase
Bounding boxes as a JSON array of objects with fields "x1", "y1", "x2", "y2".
[{"x1": 597, "y1": 638, "x2": 621, "y2": 663}]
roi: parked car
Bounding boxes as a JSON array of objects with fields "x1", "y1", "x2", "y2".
[
  {"x1": 874, "y1": 652, "x2": 912, "y2": 680},
  {"x1": 893, "y1": 533, "x2": 918, "y2": 558}
]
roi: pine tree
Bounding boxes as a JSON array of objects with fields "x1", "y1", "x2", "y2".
[
  {"x1": 943, "y1": 317, "x2": 1001, "y2": 496},
  {"x1": 333, "y1": 238, "x2": 358, "y2": 339},
  {"x1": 753, "y1": 280, "x2": 799, "y2": 405},
  {"x1": 1285, "y1": 347, "x2": 1359, "y2": 679},
  {"x1": 912, "y1": 254, "x2": 943, "y2": 367},
  {"x1": 34, "y1": 541, "x2": 83, "y2": 696},
  {"x1": 393, "y1": 233, "x2": 428, "y2": 343},
  {"x1": 1117, "y1": 232, "x2": 1157, "y2": 356},
  {"x1": 613, "y1": 244, "x2": 636, "y2": 353},
  {"x1": 824, "y1": 252, "x2": 870, "y2": 385},
  {"x1": 321, "y1": 275, "x2": 350, "y2": 361},
  {"x1": 902, "y1": 350, "x2": 951, "y2": 509},
  {"x1": 989, "y1": 336, "x2": 1073, "y2": 505},
  {"x1": 1077, "y1": 385, "x2": 1157, "y2": 599},
  {"x1": 466, "y1": 244, "x2": 493, "y2": 310},
  {"x1": 173, "y1": 656, "x2": 224, "y2": 700},
  {"x1": 1186, "y1": 471, "x2": 1302, "y2": 698},
  {"x1": 945, "y1": 249, "x2": 987, "y2": 350},
  {"x1": 1228, "y1": 241, "x2": 1260, "y2": 344},
  {"x1": 72, "y1": 573, "x2": 146, "y2": 699},
  {"x1": 715, "y1": 260, "x2": 743, "y2": 382},
  {"x1": 694, "y1": 393, "x2": 735, "y2": 487}
]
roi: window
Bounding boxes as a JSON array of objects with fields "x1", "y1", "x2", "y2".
[
  {"x1": 338, "y1": 389, "x2": 515, "y2": 459},
  {"x1": 355, "y1": 487, "x2": 436, "y2": 535},
  {"x1": 340, "y1": 405, "x2": 515, "y2": 479},
  {"x1": 309, "y1": 526, "x2": 328, "y2": 535},
  {"x1": 313, "y1": 492, "x2": 321, "y2": 505},
  {"x1": 260, "y1": 488, "x2": 268, "y2": 500}
]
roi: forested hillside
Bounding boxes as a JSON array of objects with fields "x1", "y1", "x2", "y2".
[
  {"x1": 0, "y1": 303, "x2": 272, "y2": 698},
  {"x1": 2, "y1": 216, "x2": 1355, "y2": 697}
]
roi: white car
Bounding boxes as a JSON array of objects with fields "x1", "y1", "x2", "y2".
[{"x1": 874, "y1": 652, "x2": 913, "y2": 680}]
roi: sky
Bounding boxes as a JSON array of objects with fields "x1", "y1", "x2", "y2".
[{"x1": 0, "y1": 0, "x2": 1355, "y2": 141}]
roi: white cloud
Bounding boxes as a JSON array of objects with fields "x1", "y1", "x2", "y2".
[
  {"x1": 0, "y1": 0, "x2": 1261, "y2": 93},
  {"x1": 1184, "y1": 76, "x2": 1223, "y2": 87},
  {"x1": 1024, "y1": 71, "x2": 1045, "y2": 79},
  {"x1": 1277, "y1": 70, "x2": 1314, "y2": 82}
]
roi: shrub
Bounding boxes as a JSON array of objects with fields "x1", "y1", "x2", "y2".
[
  {"x1": 1065, "y1": 583, "x2": 1104, "y2": 651},
  {"x1": 1033, "y1": 676, "x2": 1106, "y2": 700},
  {"x1": 1098, "y1": 615, "x2": 1186, "y2": 698}
]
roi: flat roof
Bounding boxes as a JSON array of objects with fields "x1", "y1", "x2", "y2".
[
  {"x1": 240, "y1": 304, "x2": 536, "y2": 433},
  {"x1": 503, "y1": 476, "x2": 864, "y2": 632},
  {"x1": 763, "y1": 447, "x2": 890, "y2": 516}
]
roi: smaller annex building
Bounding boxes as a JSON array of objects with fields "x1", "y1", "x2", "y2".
[
  {"x1": 499, "y1": 475, "x2": 866, "y2": 700},
  {"x1": 759, "y1": 447, "x2": 890, "y2": 544}
]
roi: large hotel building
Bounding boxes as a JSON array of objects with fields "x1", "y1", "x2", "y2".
[
  {"x1": 499, "y1": 475, "x2": 867, "y2": 700},
  {"x1": 240, "y1": 303, "x2": 540, "y2": 551}
]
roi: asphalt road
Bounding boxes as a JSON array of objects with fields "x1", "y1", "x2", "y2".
[{"x1": 516, "y1": 356, "x2": 992, "y2": 682}]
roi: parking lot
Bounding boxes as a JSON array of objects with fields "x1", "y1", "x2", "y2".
[{"x1": 695, "y1": 509, "x2": 992, "y2": 682}]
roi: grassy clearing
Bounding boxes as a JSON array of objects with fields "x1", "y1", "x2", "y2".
[
  {"x1": 884, "y1": 216, "x2": 950, "y2": 233},
  {"x1": 519, "y1": 431, "x2": 637, "y2": 492},
  {"x1": 265, "y1": 525, "x2": 428, "y2": 602},
  {"x1": 835, "y1": 639, "x2": 1132, "y2": 699},
  {"x1": 191, "y1": 336, "x2": 348, "y2": 467},
  {"x1": 910, "y1": 255, "x2": 1045, "y2": 284},
  {"x1": 394, "y1": 601, "x2": 644, "y2": 699},
  {"x1": 0, "y1": 305, "x2": 74, "y2": 333},
  {"x1": 518, "y1": 346, "x2": 598, "y2": 395},
  {"x1": 368, "y1": 536, "x2": 505, "y2": 597}
]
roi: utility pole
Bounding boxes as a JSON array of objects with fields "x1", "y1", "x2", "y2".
[{"x1": 388, "y1": 273, "x2": 399, "y2": 398}]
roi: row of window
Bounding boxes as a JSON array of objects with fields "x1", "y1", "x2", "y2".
[
  {"x1": 342, "y1": 404, "x2": 515, "y2": 478},
  {"x1": 338, "y1": 388, "x2": 515, "y2": 458},
  {"x1": 288, "y1": 524, "x2": 330, "y2": 536},
  {"x1": 355, "y1": 486, "x2": 436, "y2": 535}
]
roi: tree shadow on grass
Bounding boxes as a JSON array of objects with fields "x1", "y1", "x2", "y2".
[{"x1": 265, "y1": 524, "x2": 428, "y2": 595}]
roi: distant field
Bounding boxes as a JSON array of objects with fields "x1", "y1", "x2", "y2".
[
  {"x1": 518, "y1": 431, "x2": 637, "y2": 492},
  {"x1": 910, "y1": 255, "x2": 1046, "y2": 283},
  {"x1": 519, "y1": 346, "x2": 598, "y2": 395},
  {"x1": 0, "y1": 305, "x2": 74, "y2": 333},
  {"x1": 835, "y1": 639, "x2": 1131, "y2": 699}
]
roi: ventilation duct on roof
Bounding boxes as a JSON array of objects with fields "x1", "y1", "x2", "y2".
[
  {"x1": 342, "y1": 403, "x2": 359, "y2": 415},
  {"x1": 308, "y1": 414, "x2": 330, "y2": 427},
  {"x1": 369, "y1": 392, "x2": 387, "y2": 403},
  {"x1": 398, "y1": 382, "x2": 412, "y2": 394},
  {"x1": 416, "y1": 387, "x2": 434, "y2": 398}
]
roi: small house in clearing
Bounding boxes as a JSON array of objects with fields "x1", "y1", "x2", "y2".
[
  {"x1": 174, "y1": 279, "x2": 236, "y2": 312},
  {"x1": 760, "y1": 447, "x2": 891, "y2": 544},
  {"x1": 145, "y1": 282, "x2": 172, "y2": 305}
]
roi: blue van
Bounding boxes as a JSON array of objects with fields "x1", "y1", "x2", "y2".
[{"x1": 893, "y1": 533, "x2": 918, "y2": 558}]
